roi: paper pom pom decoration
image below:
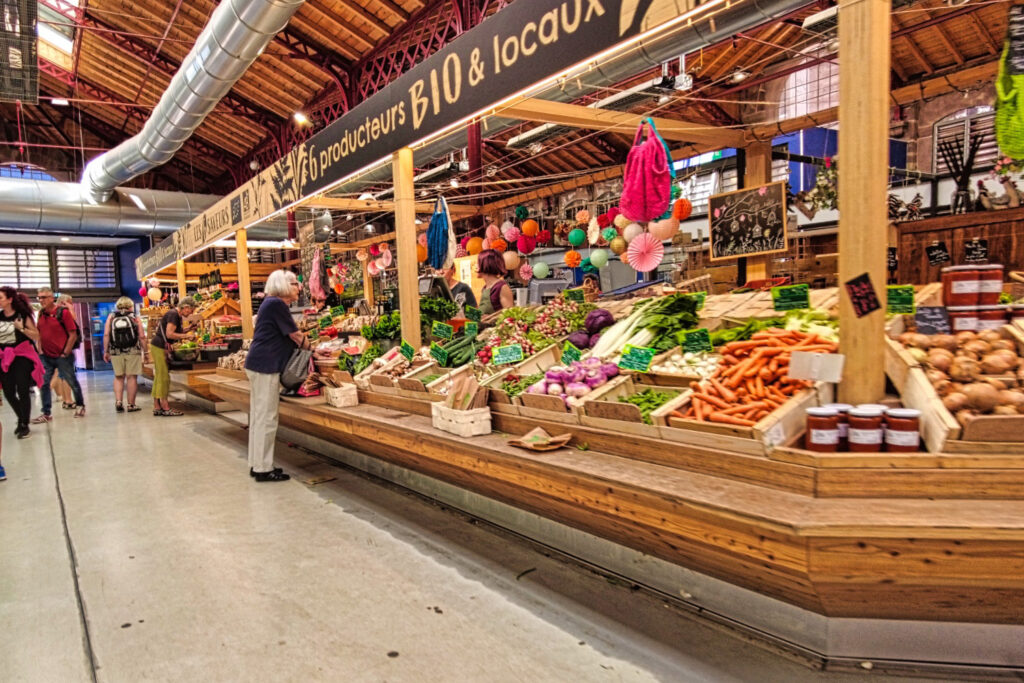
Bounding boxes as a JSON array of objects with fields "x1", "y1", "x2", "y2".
[
  {"x1": 536, "y1": 228, "x2": 552, "y2": 244},
  {"x1": 589, "y1": 249, "x2": 609, "y2": 268},
  {"x1": 482, "y1": 238, "x2": 492, "y2": 250},
  {"x1": 516, "y1": 235, "x2": 536, "y2": 254},
  {"x1": 648, "y1": 217, "x2": 679, "y2": 241},
  {"x1": 138, "y1": 286, "x2": 148, "y2": 297},
  {"x1": 597, "y1": 213, "x2": 610, "y2": 229},
  {"x1": 334, "y1": 283, "x2": 344, "y2": 294},
  {"x1": 533, "y1": 262, "x2": 550, "y2": 279},
  {"x1": 673, "y1": 198, "x2": 693, "y2": 221},
  {"x1": 609, "y1": 236, "x2": 627, "y2": 255},
  {"x1": 467, "y1": 237, "x2": 483, "y2": 254},
  {"x1": 455, "y1": 246, "x2": 468, "y2": 258},
  {"x1": 521, "y1": 219, "x2": 539, "y2": 237},
  {"x1": 490, "y1": 238, "x2": 508, "y2": 253},
  {"x1": 587, "y1": 218, "x2": 600, "y2": 245},
  {"x1": 460, "y1": 235, "x2": 471, "y2": 249},
  {"x1": 564, "y1": 250, "x2": 582, "y2": 268},
  {"x1": 356, "y1": 248, "x2": 369, "y2": 261},
  {"x1": 575, "y1": 209, "x2": 590, "y2": 224},
  {"x1": 486, "y1": 224, "x2": 500, "y2": 240},
  {"x1": 613, "y1": 214, "x2": 630, "y2": 229},
  {"x1": 374, "y1": 257, "x2": 387, "y2": 272},
  {"x1": 148, "y1": 287, "x2": 162, "y2": 301},
  {"x1": 519, "y1": 263, "x2": 533, "y2": 281},
  {"x1": 515, "y1": 206, "x2": 529, "y2": 220},
  {"x1": 148, "y1": 277, "x2": 160, "y2": 288},
  {"x1": 503, "y1": 251, "x2": 521, "y2": 270},
  {"x1": 567, "y1": 228, "x2": 586, "y2": 247},
  {"x1": 626, "y1": 233, "x2": 664, "y2": 272},
  {"x1": 369, "y1": 243, "x2": 381, "y2": 257},
  {"x1": 503, "y1": 225, "x2": 521, "y2": 242},
  {"x1": 601, "y1": 227, "x2": 619, "y2": 242},
  {"x1": 416, "y1": 244, "x2": 428, "y2": 262},
  {"x1": 417, "y1": 233, "x2": 428, "y2": 247},
  {"x1": 379, "y1": 249, "x2": 393, "y2": 268},
  {"x1": 367, "y1": 261, "x2": 380, "y2": 276},
  {"x1": 622, "y1": 222, "x2": 644, "y2": 243},
  {"x1": 608, "y1": 206, "x2": 621, "y2": 220}
]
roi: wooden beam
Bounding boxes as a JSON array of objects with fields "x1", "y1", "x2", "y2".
[
  {"x1": 301, "y1": 196, "x2": 480, "y2": 217},
  {"x1": 965, "y1": 12, "x2": 998, "y2": 55},
  {"x1": 393, "y1": 147, "x2": 421, "y2": 348},
  {"x1": 838, "y1": 0, "x2": 890, "y2": 404},
  {"x1": 176, "y1": 260, "x2": 186, "y2": 300},
  {"x1": 361, "y1": 258, "x2": 375, "y2": 309},
  {"x1": 498, "y1": 98, "x2": 745, "y2": 147},
  {"x1": 236, "y1": 228, "x2": 254, "y2": 340},
  {"x1": 743, "y1": 142, "x2": 773, "y2": 282},
  {"x1": 892, "y1": 12, "x2": 934, "y2": 75},
  {"x1": 337, "y1": 0, "x2": 391, "y2": 35}
]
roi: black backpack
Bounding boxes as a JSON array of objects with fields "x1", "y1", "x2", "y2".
[
  {"x1": 44, "y1": 307, "x2": 82, "y2": 350},
  {"x1": 110, "y1": 312, "x2": 139, "y2": 351}
]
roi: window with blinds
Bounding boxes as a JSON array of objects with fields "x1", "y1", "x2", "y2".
[
  {"x1": 54, "y1": 249, "x2": 117, "y2": 290},
  {"x1": 0, "y1": 247, "x2": 51, "y2": 289},
  {"x1": 933, "y1": 107, "x2": 997, "y2": 177}
]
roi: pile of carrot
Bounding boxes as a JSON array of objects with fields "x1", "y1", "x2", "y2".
[{"x1": 669, "y1": 328, "x2": 838, "y2": 427}]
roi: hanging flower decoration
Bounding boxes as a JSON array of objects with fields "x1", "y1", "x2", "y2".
[
  {"x1": 567, "y1": 228, "x2": 586, "y2": 247},
  {"x1": 564, "y1": 250, "x2": 582, "y2": 268},
  {"x1": 575, "y1": 209, "x2": 590, "y2": 225},
  {"x1": 519, "y1": 263, "x2": 534, "y2": 281},
  {"x1": 515, "y1": 206, "x2": 529, "y2": 220},
  {"x1": 459, "y1": 235, "x2": 471, "y2": 249},
  {"x1": 486, "y1": 224, "x2": 501, "y2": 240},
  {"x1": 490, "y1": 238, "x2": 508, "y2": 253},
  {"x1": 597, "y1": 213, "x2": 611, "y2": 229},
  {"x1": 520, "y1": 219, "x2": 539, "y2": 237},
  {"x1": 516, "y1": 235, "x2": 536, "y2": 254},
  {"x1": 673, "y1": 198, "x2": 693, "y2": 221},
  {"x1": 503, "y1": 224, "x2": 521, "y2": 242},
  {"x1": 334, "y1": 283, "x2": 344, "y2": 294},
  {"x1": 379, "y1": 249, "x2": 393, "y2": 268},
  {"x1": 416, "y1": 244, "x2": 428, "y2": 262},
  {"x1": 455, "y1": 245, "x2": 468, "y2": 258},
  {"x1": 613, "y1": 214, "x2": 630, "y2": 229},
  {"x1": 626, "y1": 233, "x2": 665, "y2": 272},
  {"x1": 466, "y1": 237, "x2": 483, "y2": 255},
  {"x1": 356, "y1": 248, "x2": 369, "y2": 262},
  {"x1": 536, "y1": 228, "x2": 552, "y2": 245},
  {"x1": 601, "y1": 227, "x2": 619, "y2": 242},
  {"x1": 607, "y1": 206, "x2": 621, "y2": 221},
  {"x1": 369, "y1": 243, "x2": 381, "y2": 257},
  {"x1": 587, "y1": 218, "x2": 600, "y2": 245}
]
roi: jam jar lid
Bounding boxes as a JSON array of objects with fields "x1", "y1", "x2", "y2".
[
  {"x1": 806, "y1": 407, "x2": 838, "y2": 418},
  {"x1": 822, "y1": 403, "x2": 853, "y2": 413},
  {"x1": 849, "y1": 406, "x2": 885, "y2": 418},
  {"x1": 885, "y1": 408, "x2": 921, "y2": 419}
]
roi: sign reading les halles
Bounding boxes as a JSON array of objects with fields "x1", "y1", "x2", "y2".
[
  {"x1": 708, "y1": 181, "x2": 787, "y2": 261},
  {"x1": 137, "y1": 0, "x2": 703, "y2": 275}
]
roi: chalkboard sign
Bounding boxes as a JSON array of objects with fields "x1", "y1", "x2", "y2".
[
  {"x1": 887, "y1": 247, "x2": 898, "y2": 272},
  {"x1": 964, "y1": 239, "x2": 988, "y2": 263},
  {"x1": 915, "y1": 306, "x2": 952, "y2": 335},
  {"x1": 1009, "y1": 5, "x2": 1024, "y2": 76},
  {"x1": 465, "y1": 306, "x2": 481, "y2": 323},
  {"x1": 709, "y1": 181, "x2": 787, "y2": 261},
  {"x1": 618, "y1": 344, "x2": 656, "y2": 372},
  {"x1": 561, "y1": 341, "x2": 582, "y2": 365},
  {"x1": 400, "y1": 340, "x2": 415, "y2": 361},
  {"x1": 492, "y1": 344, "x2": 524, "y2": 365},
  {"x1": 772, "y1": 284, "x2": 810, "y2": 311},
  {"x1": 681, "y1": 328, "x2": 713, "y2": 353},
  {"x1": 431, "y1": 321, "x2": 454, "y2": 340},
  {"x1": 926, "y1": 242, "x2": 951, "y2": 266},
  {"x1": 429, "y1": 342, "x2": 448, "y2": 366},
  {"x1": 844, "y1": 272, "x2": 881, "y2": 318}
]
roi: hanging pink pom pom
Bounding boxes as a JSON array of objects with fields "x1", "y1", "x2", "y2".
[
  {"x1": 516, "y1": 235, "x2": 536, "y2": 254},
  {"x1": 418, "y1": 233, "x2": 428, "y2": 247},
  {"x1": 455, "y1": 245, "x2": 468, "y2": 258},
  {"x1": 369, "y1": 243, "x2": 381, "y2": 256},
  {"x1": 519, "y1": 263, "x2": 533, "y2": 281},
  {"x1": 503, "y1": 225, "x2": 521, "y2": 242},
  {"x1": 485, "y1": 224, "x2": 500, "y2": 240},
  {"x1": 460, "y1": 235, "x2": 470, "y2": 249}
]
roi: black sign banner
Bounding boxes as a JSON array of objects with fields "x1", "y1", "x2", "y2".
[
  {"x1": 708, "y1": 181, "x2": 787, "y2": 261},
  {"x1": 135, "y1": 238, "x2": 177, "y2": 280}
]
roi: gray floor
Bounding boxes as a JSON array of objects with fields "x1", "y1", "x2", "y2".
[{"x1": 0, "y1": 373, "x2": 954, "y2": 682}]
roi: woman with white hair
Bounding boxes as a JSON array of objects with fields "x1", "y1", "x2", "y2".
[
  {"x1": 103, "y1": 296, "x2": 146, "y2": 412},
  {"x1": 244, "y1": 269, "x2": 309, "y2": 483}
]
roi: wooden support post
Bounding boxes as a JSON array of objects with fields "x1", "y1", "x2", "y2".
[
  {"x1": 361, "y1": 258, "x2": 376, "y2": 309},
  {"x1": 744, "y1": 141, "x2": 773, "y2": 283},
  {"x1": 236, "y1": 228, "x2": 254, "y2": 339},
  {"x1": 838, "y1": 0, "x2": 891, "y2": 404},
  {"x1": 175, "y1": 260, "x2": 186, "y2": 300},
  {"x1": 393, "y1": 147, "x2": 421, "y2": 348}
]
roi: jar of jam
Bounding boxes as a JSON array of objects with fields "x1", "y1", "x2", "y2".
[
  {"x1": 947, "y1": 306, "x2": 979, "y2": 332},
  {"x1": 884, "y1": 408, "x2": 921, "y2": 452},
  {"x1": 976, "y1": 305, "x2": 1009, "y2": 331},
  {"x1": 805, "y1": 407, "x2": 839, "y2": 452},
  {"x1": 848, "y1": 406, "x2": 885, "y2": 452},
  {"x1": 976, "y1": 264, "x2": 1004, "y2": 306},
  {"x1": 942, "y1": 265, "x2": 979, "y2": 307},
  {"x1": 822, "y1": 403, "x2": 853, "y2": 450}
]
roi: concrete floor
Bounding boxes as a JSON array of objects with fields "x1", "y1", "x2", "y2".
[{"x1": 0, "y1": 373, "x2": 958, "y2": 682}]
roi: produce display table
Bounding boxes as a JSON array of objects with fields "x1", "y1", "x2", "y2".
[{"x1": 209, "y1": 379, "x2": 1024, "y2": 634}]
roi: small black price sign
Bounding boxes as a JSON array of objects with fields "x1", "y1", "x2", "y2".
[
  {"x1": 915, "y1": 306, "x2": 952, "y2": 335},
  {"x1": 400, "y1": 340, "x2": 415, "y2": 361},
  {"x1": 844, "y1": 272, "x2": 881, "y2": 318},
  {"x1": 681, "y1": 328, "x2": 713, "y2": 353},
  {"x1": 926, "y1": 242, "x2": 951, "y2": 266},
  {"x1": 429, "y1": 342, "x2": 449, "y2": 366},
  {"x1": 563, "y1": 287, "x2": 585, "y2": 303},
  {"x1": 886, "y1": 285, "x2": 916, "y2": 315},
  {"x1": 464, "y1": 321, "x2": 478, "y2": 338},
  {"x1": 465, "y1": 306, "x2": 481, "y2": 322},
  {"x1": 561, "y1": 341, "x2": 582, "y2": 365},
  {"x1": 431, "y1": 321, "x2": 454, "y2": 340},
  {"x1": 887, "y1": 247, "x2": 898, "y2": 272},
  {"x1": 964, "y1": 239, "x2": 988, "y2": 263},
  {"x1": 771, "y1": 284, "x2": 810, "y2": 311}
]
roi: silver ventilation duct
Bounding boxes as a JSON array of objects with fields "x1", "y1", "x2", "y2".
[
  {"x1": 326, "y1": 0, "x2": 813, "y2": 196},
  {"x1": 0, "y1": 178, "x2": 219, "y2": 236},
  {"x1": 80, "y1": 0, "x2": 305, "y2": 202}
]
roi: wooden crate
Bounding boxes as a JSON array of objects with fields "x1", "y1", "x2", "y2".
[
  {"x1": 659, "y1": 383, "x2": 833, "y2": 457},
  {"x1": 485, "y1": 344, "x2": 566, "y2": 413},
  {"x1": 701, "y1": 290, "x2": 759, "y2": 319},
  {"x1": 578, "y1": 376, "x2": 687, "y2": 440},
  {"x1": 628, "y1": 348, "x2": 708, "y2": 388},
  {"x1": 430, "y1": 402, "x2": 491, "y2": 437},
  {"x1": 425, "y1": 365, "x2": 474, "y2": 399},
  {"x1": 396, "y1": 362, "x2": 446, "y2": 401}
]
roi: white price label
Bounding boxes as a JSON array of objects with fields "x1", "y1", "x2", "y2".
[{"x1": 788, "y1": 351, "x2": 845, "y2": 383}]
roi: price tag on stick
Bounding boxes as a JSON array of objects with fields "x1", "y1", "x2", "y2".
[
  {"x1": 492, "y1": 344, "x2": 524, "y2": 365},
  {"x1": 431, "y1": 321, "x2": 454, "y2": 340},
  {"x1": 465, "y1": 306, "x2": 481, "y2": 323},
  {"x1": 464, "y1": 321, "x2": 478, "y2": 338},
  {"x1": 886, "y1": 285, "x2": 916, "y2": 315},
  {"x1": 429, "y1": 342, "x2": 449, "y2": 366},
  {"x1": 915, "y1": 307, "x2": 952, "y2": 335},
  {"x1": 618, "y1": 344, "x2": 656, "y2": 372},
  {"x1": 561, "y1": 341, "x2": 582, "y2": 365},
  {"x1": 400, "y1": 340, "x2": 415, "y2": 361},
  {"x1": 681, "y1": 328, "x2": 713, "y2": 353},
  {"x1": 686, "y1": 291, "x2": 707, "y2": 310},
  {"x1": 771, "y1": 284, "x2": 809, "y2": 311},
  {"x1": 563, "y1": 288, "x2": 585, "y2": 303}
]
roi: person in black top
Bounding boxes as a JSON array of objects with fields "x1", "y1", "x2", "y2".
[
  {"x1": 0, "y1": 286, "x2": 42, "y2": 439},
  {"x1": 148, "y1": 297, "x2": 196, "y2": 416},
  {"x1": 440, "y1": 265, "x2": 477, "y2": 312}
]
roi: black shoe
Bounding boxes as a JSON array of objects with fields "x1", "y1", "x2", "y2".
[
  {"x1": 253, "y1": 470, "x2": 290, "y2": 482},
  {"x1": 15, "y1": 424, "x2": 29, "y2": 439},
  {"x1": 115, "y1": 402, "x2": 124, "y2": 413},
  {"x1": 250, "y1": 467, "x2": 283, "y2": 478}
]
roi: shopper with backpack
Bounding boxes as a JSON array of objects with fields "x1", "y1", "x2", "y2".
[
  {"x1": 32, "y1": 286, "x2": 86, "y2": 421},
  {"x1": 103, "y1": 297, "x2": 146, "y2": 413}
]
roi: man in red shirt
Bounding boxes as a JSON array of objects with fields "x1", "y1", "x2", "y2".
[{"x1": 31, "y1": 287, "x2": 86, "y2": 421}]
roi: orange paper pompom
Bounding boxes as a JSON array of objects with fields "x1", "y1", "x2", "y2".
[
  {"x1": 673, "y1": 198, "x2": 693, "y2": 221},
  {"x1": 466, "y1": 237, "x2": 483, "y2": 255},
  {"x1": 521, "y1": 219, "x2": 539, "y2": 237},
  {"x1": 491, "y1": 238, "x2": 508, "y2": 253},
  {"x1": 416, "y1": 244, "x2": 428, "y2": 262},
  {"x1": 564, "y1": 250, "x2": 582, "y2": 268}
]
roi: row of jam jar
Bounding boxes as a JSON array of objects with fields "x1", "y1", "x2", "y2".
[
  {"x1": 805, "y1": 404, "x2": 920, "y2": 452},
  {"x1": 942, "y1": 264, "x2": 1004, "y2": 306},
  {"x1": 947, "y1": 304, "x2": 1024, "y2": 332}
]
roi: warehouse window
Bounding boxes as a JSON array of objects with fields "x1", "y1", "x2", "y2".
[
  {"x1": 54, "y1": 248, "x2": 117, "y2": 290},
  {"x1": 0, "y1": 247, "x2": 52, "y2": 289},
  {"x1": 933, "y1": 107, "x2": 997, "y2": 177},
  {"x1": 778, "y1": 57, "x2": 839, "y2": 121},
  {"x1": 0, "y1": 162, "x2": 56, "y2": 181}
]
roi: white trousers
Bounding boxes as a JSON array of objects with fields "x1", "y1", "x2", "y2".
[{"x1": 246, "y1": 370, "x2": 281, "y2": 473}]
